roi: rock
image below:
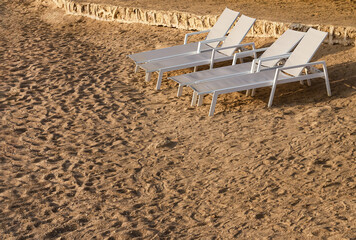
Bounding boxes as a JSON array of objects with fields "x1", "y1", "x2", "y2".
[{"x1": 155, "y1": 137, "x2": 174, "y2": 148}]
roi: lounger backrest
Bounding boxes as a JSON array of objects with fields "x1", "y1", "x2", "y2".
[
  {"x1": 206, "y1": 8, "x2": 240, "y2": 48},
  {"x1": 259, "y1": 29, "x2": 305, "y2": 67},
  {"x1": 218, "y1": 15, "x2": 256, "y2": 56},
  {"x1": 283, "y1": 28, "x2": 327, "y2": 76}
]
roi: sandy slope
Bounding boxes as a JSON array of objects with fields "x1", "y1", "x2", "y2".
[{"x1": 0, "y1": 0, "x2": 355, "y2": 239}]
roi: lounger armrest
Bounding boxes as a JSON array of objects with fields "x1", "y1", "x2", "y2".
[
  {"x1": 267, "y1": 61, "x2": 329, "y2": 108},
  {"x1": 232, "y1": 47, "x2": 269, "y2": 65},
  {"x1": 272, "y1": 61, "x2": 327, "y2": 83},
  {"x1": 213, "y1": 42, "x2": 255, "y2": 52},
  {"x1": 276, "y1": 61, "x2": 326, "y2": 72},
  {"x1": 184, "y1": 30, "x2": 211, "y2": 44},
  {"x1": 197, "y1": 37, "x2": 226, "y2": 53},
  {"x1": 257, "y1": 53, "x2": 291, "y2": 63},
  {"x1": 209, "y1": 42, "x2": 255, "y2": 69},
  {"x1": 251, "y1": 53, "x2": 292, "y2": 73}
]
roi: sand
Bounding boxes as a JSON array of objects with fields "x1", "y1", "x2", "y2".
[{"x1": 0, "y1": 0, "x2": 355, "y2": 239}]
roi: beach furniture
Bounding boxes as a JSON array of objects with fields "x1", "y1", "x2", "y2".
[
  {"x1": 139, "y1": 15, "x2": 256, "y2": 90},
  {"x1": 169, "y1": 29, "x2": 306, "y2": 97},
  {"x1": 188, "y1": 28, "x2": 331, "y2": 116},
  {"x1": 128, "y1": 8, "x2": 240, "y2": 71}
]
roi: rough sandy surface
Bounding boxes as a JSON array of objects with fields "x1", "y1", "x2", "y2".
[
  {"x1": 1, "y1": 0, "x2": 356, "y2": 239},
  {"x1": 74, "y1": 0, "x2": 356, "y2": 27}
]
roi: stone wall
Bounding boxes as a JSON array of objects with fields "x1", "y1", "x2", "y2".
[{"x1": 52, "y1": 0, "x2": 355, "y2": 46}]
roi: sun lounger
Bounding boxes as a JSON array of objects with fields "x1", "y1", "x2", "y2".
[
  {"x1": 139, "y1": 15, "x2": 256, "y2": 90},
  {"x1": 169, "y1": 29, "x2": 306, "y2": 97},
  {"x1": 128, "y1": 7, "x2": 240, "y2": 71},
  {"x1": 189, "y1": 28, "x2": 331, "y2": 116}
]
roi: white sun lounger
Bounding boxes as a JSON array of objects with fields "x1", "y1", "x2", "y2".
[
  {"x1": 169, "y1": 29, "x2": 306, "y2": 97},
  {"x1": 139, "y1": 15, "x2": 256, "y2": 90},
  {"x1": 189, "y1": 28, "x2": 331, "y2": 116},
  {"x1": 128, "y1": 8, "x2": 239, "y2": 70}
]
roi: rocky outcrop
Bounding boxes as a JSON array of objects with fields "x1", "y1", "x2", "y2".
[{"x1": 52, "y1": 0, "x2": 355, "y2": 45}]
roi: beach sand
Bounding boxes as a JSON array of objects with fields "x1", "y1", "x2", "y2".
[{"x1": 0, "y1": 0, "x2": 355, "y2": 239}]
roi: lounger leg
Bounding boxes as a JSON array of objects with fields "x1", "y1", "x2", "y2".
[
  {"x1": 209, "y1": 93, "x2": 219, "y2": 117},
  {"x1": 134, "y1": 64, "x2": 140, "y2": 73},
  {"x1": 304, "y1": 69, "x2": 311, "y2": 86},
  {"x1": 191, "y1": 91, "x2": 198, "y2": 106},
  {"x1": 251, "y1": 89, "x2": 256, "y2": 97},
  {"x1": 238, "y1": 49, "x2": 244, "y2": 63},
  {"x1": 323, "y1": 64, "x2": 332, "y2": 96},
  {"x1": 246, "y1": 89, "x2": 251, "y2": 96},
  {"x1": 177, "y1": 84, "x2": 183, "y2": 97},
  {"x1": 197, "y1": 95, "x2": 204, "y2": 106},
  {"x1": 156, "y1": 70, "x2": 163, "y2": 90},
  {"x1": 194, "y1": 66, "x2": 198, "y2": 72},
  {"x1": 145, "y1": 72, "x2": 151, "y2": 82},
  {"x1": 307, "y1": 79, "x2": 311, "y2": 86},
  {"x1": 253, "y1": 52, "x2": 257, "y2": 59},
  {"x1": 268, "y1": 81, "x2": 278, "y2": 108},
  {"x1": 232, "y1": 55, "x2": 238, "y2": 65}
]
